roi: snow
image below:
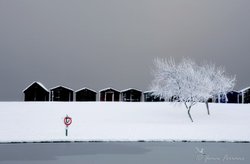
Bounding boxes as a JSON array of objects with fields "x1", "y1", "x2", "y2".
[{"x1": 0, "y1": 102, "x2": 250, "y2": 143}]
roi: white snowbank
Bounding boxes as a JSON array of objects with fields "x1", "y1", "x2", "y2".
[{"x1": 0, "y1": 102, "x2": 249, "y2": 142}]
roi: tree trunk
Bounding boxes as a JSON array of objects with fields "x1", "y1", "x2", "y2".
[
  {"x1": 184, "y1": 102, "x2": 194, "y2": 122},
  {"x1": 188, "y1": 107, "x2": 194, "y2": 122},
  {"x1": 205, "y1": 101, "x2": 210, "y2": 115}
]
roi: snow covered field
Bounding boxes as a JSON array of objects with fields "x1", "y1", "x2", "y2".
[{"x1": 0, "y1": 102, "x2": 250, "y2": 143}]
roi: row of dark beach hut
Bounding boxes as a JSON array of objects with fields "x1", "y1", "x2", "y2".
[
  {"x1": 23, "y1": 81, "x2": 250, "y2": 103},
  {"x1": 210, "y1": 89, "x2": 250, "y2": 104},
  {"x1": 23, "y1": 82, "x2": 162, "y2": 102}
]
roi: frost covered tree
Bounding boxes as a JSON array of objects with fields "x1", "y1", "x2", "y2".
[
  {"x1": 150, "y1": 58, "x2": 235, "y2": 122},
  {"x1": 199, "y1": 64, "x2": 235, "y2": 115}
]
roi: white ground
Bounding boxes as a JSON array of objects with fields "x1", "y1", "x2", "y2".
[{"x1": 0, "y1": 102, "x2": 250, "y2": 142}]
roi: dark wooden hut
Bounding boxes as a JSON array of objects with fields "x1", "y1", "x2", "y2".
[
  {"x1": 213, "y1": 91, "x2": 240, "y2": 103},
  {"x1": 240, "y1": 87, "x2": 250, "y2": 103},
  {"x1": 121, "y1": 88, "x2": 142, "y2": 102},
  {"x1": 214, "y1": 93, "x2": 227, "y2": 103},
  {"x1": 99, "y1": 87, "x2": 120, "y2": 101},
  {"x1": 75, "y1": 87, "x2": 97, "y2": 101},
  {"x1": 23, "y1": 81, "x2": 49, "y2": 101},
  {"x1": 226, "y1": 91, "x2": 240, "y2": 103},
  {"x1": 143, "y1": 91, "x2": 165, "y2": 102},
  {"x1": 50, "y1": 86, "x2": 74, "y2": 101}
]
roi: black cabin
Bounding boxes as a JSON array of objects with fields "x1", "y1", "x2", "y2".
[
  {"x1": 143, "y1": 91, "x2": 165, "y2": 102},
  {"x1": 100, "y1": 88, "x2": 120, "y2": 101},
  {"x1": 121, "y1": 88, "x2": 142, "y2": 102},
  {"x1": 226, "y1": 91, "x2": 240, "y2": 103},
  {"x1": 214, "y1": 93, "x2": 227, "y2": 103},
  {"x1": 240, "y1": 87, "x2": 250, "y2": 103},
  {"x1": 50, "y1": 86, "x2": 74, "y2": 101},
  {"x1": 23, "y1": 81, "x2": 49, "y2": 101},
  {"x1": 213, "y1": 91, "x2": 240, "y2": 103},
  {"x1": 75, "y1": 88, "x2": 97, "y2": 101}
]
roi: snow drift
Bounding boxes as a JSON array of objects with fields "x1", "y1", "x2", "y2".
[{"x1": 0, "y1": 102, "x2": 249, "y2": 142}]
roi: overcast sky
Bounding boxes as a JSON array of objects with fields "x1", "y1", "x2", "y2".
[{"x1": 0, "y1": 0, "x2": 250, "y2": 101}]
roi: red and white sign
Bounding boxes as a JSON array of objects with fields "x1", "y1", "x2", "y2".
[{"x1": 64, "y1": 115, "x2": 72, "y2": 127}]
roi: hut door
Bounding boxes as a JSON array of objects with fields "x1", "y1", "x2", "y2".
[{"x1": 106, "y1": 92, "x2": 113, "y2": 101}]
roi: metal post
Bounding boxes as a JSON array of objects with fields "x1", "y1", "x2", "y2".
[
  {"x1": 66, "y1": 127, "x2": 68, "y2": 136},
  {"x1": 242, "y1": 92, "x2": 244, "y2": 104}
]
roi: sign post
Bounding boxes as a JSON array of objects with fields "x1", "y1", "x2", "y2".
[{"x1": 64, "y1": 115, "x2": 72, "y2": 136}]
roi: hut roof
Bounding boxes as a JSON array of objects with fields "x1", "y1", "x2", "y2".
[
  {"x1": 121, "y1": 88, "x2": 142, "y2": 93},
  {"x1": 143, "y1": 90, "x2": 155, "y2": 94},
  {"x1": 228, "y1": 90, "x2": 240, "y2": 93},
  {"x1": 50, "y1": 85, "x2": 74, "y2": 92},
  {"x1": 23, "y1": 81, "x2": 49, "y2": 93},
  {"x1": 75, "y1": 87, "x2": 97, "y2": 93},
  {"x1": 99, "y1": 87, "x2": 120, "y2": 93},
  {"x1": 239, "y1": 87, "x2": 250, "y2": 93}
]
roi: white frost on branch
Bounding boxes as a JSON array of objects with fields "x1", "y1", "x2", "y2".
[{"x1": 150, "y1": 58, "x2": 235, "y2": 122}]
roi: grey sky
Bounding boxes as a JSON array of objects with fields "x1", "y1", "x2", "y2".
[{"x1": 0, "y1": 0, "x2": 250, "y2": 101}]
